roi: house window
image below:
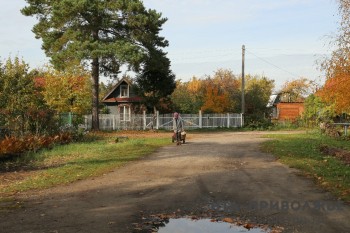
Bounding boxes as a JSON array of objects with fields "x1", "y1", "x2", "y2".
[
  {"x1": 120, "y1": 85, "x2": 129, "y2": 97},
  {"x1": 120, "y1": 105, "x2": 131, "y2": 121}
]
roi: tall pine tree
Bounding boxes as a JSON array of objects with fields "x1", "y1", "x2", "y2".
[
  {"x1": 22, "y1": 0, "x2": 168, "y2": 130},
  {"x1": 135, "y1": 47, "x2": 176, "y2": 113}
]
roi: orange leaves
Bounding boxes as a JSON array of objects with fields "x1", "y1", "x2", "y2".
[
  {"x1": 0, "y1": 137, "x2": 27, "y2": 157},
  {"x1": 318, "y1": 1, "x2": 350, "y2": 114},
  {"x1": 186, "y1": 70, "x2": 239, "y2": 113},
  {"x1": 317, "y1": 74, "x2": 350, "y2": 114},
  {"x1": 0, "y1": 133, "x2": 74, "y2": 159},
  {"x1": 222, "y1": 217, "x2": 235, "y2": 223},
  {"x1": 172, "y1": 69, "x2": 274, "y2": 114},
  {"x1": 201, "y1": 85, "x2": 230, "y2": 113},
  {"x1": 0, "y1": 135, "x2": 51, "y2": 158}
]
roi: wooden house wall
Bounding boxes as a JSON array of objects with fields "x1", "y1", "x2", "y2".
[
  {"x1": 277, "y1": 103, "x2": 304, "y2": 121},
  {"x1": 106, "y1": 81, "x2": 138, "y2": 99}
]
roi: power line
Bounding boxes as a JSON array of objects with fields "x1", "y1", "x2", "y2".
[
  {"x1": 245, "y1": 48, "x2": 301, "y2": 78},
  {"x1": 170, "y1": 52, "x2": 236, "y2": 62},
  {"x1": 168, "y1": 49, "x2": 241, "y2": 63},
  {"x1": 167, "y1": 46, "x2": 317, "y2": 79}
]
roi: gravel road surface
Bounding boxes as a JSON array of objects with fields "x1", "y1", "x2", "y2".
[{"x1": 1, "y1": 132, "x2": 349, "y2": 233}]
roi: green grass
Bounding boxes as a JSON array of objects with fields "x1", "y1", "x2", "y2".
[
  {"x1": 0, "y1": 133, "x2": 171, "y2": 198},
  {"x1": 261, "y1": 131, "x2": 350, "y2": 202}
]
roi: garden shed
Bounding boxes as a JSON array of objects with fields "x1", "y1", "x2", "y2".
[
  {"x1": 267, "y1": 93, "x2": 304, "y2": 121},
  {"x1": 276, "y1": 102, "x2": 304, "y2": 121}
]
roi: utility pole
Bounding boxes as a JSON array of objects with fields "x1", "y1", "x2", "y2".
[{"x1": 241, "y1": 45, "x2": 245, "y2": 116}]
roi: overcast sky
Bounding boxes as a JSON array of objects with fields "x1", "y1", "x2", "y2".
[{"x1": 0, "y1": 0, "x2": 340, "y2": 90}]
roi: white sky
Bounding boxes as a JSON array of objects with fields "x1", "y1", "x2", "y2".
[{"x1": 0, "y1": 0, "x2": 340, "y2": 90}]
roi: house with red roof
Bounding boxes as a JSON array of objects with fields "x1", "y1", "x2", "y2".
[{"x1": 102, "y1": 77, "x2": 145, "y2": 121}]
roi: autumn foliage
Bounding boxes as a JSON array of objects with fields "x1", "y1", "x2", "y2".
[
  {"x1": 280, "y1": 78, "x2": 312, "y2": 102},
  {"x1": 0, "y1": 133, "x2": 74, "y2": 159},
  {"x1": 201, "y1": 85, "x2": 230, "y2": 113},
  {"x1": 171, "y1": 68, "x2": 274, "y2": 114},
  {"x1": 317, "y1": 73, "x2": 350, "y2": 114},
  {"x1": 42, "y1": 67, "x2": 92, "y2": 114},
  {"x1": 171, "y1": 70, "x2": 237, "y2": 113},
  {"x1": 317, "y1": 0, "x2": 350, "y2": 115}
]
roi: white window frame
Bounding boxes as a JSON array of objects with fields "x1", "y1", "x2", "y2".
[
  {"x1": 120, "y1": 105, "x2": 131, "y2": 121},
  {"x1": 120, "y1": 85, "x2": 129, "y2": 97}
]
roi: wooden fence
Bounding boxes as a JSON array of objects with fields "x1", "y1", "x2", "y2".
[{"x1": 84, "y1": 111, "x2": 243, "y2": 131}]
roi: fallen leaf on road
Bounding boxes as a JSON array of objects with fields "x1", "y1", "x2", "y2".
[
  {"x1": 223, "y1": 217, "x2": 235, "y2": 223},
  {"x1": 244, "y1": 223, "x2": 254, "y2": 230}
]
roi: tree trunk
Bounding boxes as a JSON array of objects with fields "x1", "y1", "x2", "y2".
[{"x1": 91, "y1": 57, "x2": 99, "y2": 131}]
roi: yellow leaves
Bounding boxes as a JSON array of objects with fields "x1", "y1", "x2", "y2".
[
  {"x1": 280, "y1": 77, "x2": 312, "y2": 102},
  {"x1": 42, "y1": 67, "x2": 92, "y2": 114},
  {"x1": 187, "y1": 76, "x2": 202, "y2": 93}
]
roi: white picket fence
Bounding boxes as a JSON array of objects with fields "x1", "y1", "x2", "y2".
[{"x1": 84, "y1": 111, "x2": 243, "y2": 131}]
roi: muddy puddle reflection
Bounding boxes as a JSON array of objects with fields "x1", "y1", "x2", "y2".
[{"x1": 157, "y1": 218, "x2": 270, "y2": 233}]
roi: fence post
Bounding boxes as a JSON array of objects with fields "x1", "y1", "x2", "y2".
[
  {"x1": 84, "y1": 115, "x2": 88, "y2": 129},
  {"x1": 240, "y1": 113, "x2": 244, "y2": 127},
  {"x1": 143, "y1": 111, "x2": 146, "y2": 130},
  {"x1": 345, "y1": 125, "x2": 348, "y2": 136},
  {"x1": 227, "y1": 113, "x2": 230, "y2": 128},
  {"x1": 199, "y1": 110, "x2": 202, "y2": 128},
  {"x1": 112, "y1": 115, "x2": 116, "y2": 130},
  {"x1": 156, "y1": 111, "x2": 159, "y2": 130},
  {"x1": 68, "y1": 112, "x2": 72, "y2": 125}
]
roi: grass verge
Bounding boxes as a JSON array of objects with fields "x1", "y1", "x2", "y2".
[
  {"x1": 261, "y1": 131, "x2": 350, "y2": 202},
  {"x1": 0, "y1": 132, "x2": 171, "y2": 199}
]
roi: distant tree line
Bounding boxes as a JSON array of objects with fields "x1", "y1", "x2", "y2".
[
  {"x1": 171, "y1": 69, "x2": 275, "y2": 117},
  {"x1": 2, "y1": 0, "x2": 350, "y2": 137}
]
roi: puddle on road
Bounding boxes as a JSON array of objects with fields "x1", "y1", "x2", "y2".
[{"x1": 157, "y1": 218, "x2": 270, "y2": 233}]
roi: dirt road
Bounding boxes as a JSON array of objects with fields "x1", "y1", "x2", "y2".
[{"x1": 1, "y1": 132, "x2": 349, "y2": 233}]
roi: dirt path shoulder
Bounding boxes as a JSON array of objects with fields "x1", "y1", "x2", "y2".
[{"x1": 1, "y1": 132, "x2": 349, "y2": 233}]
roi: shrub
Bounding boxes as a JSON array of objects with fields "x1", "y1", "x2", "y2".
[
  {"x1": 0, "y1": 135, "x2": 55, "y2": 159},
  {"x1": 0, "y1": 129, "x2": 86, "y2": 159},
  {"x1": 0, "y1": 127, "x2": 11, "y2": 140},
  {"x1": 244, "y1": 114, "x2": 273, "y2": 130},
  {"x1": 0, "y1": 136, "x2": 27, "y2": 158}
]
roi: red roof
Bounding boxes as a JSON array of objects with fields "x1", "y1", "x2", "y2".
[{"x1": 103, "y1": 97, "x2": 143, "y2": 103}]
